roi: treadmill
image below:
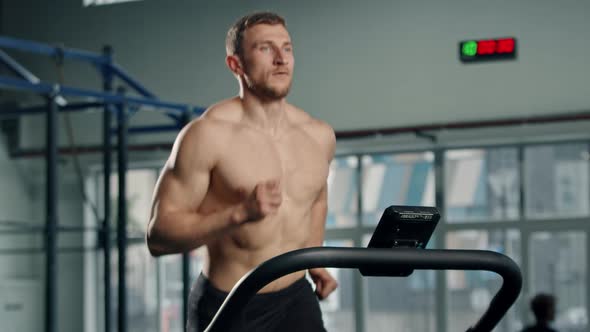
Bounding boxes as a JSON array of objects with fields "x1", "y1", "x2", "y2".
[{"x1": 204, "y1": 206, "x2": 522, "y2": 332}]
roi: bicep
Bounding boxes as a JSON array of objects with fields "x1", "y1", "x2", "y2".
[
  {"x1": 151, "y1": 164, "x2": 210, "y2": 217},
  {"x1": 151, "y1": 122, "x2": 217, "y2": 217}
]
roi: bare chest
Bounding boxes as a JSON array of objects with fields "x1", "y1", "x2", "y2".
[{"x1": 211, "y1": 128, "x2": 329, "y2": 205}]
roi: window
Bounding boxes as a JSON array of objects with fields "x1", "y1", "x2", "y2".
[
  {"x1": 446, "y1": 230, "x2": 522, "y2": 332},
  {"x1": 327, "y1": 156, "x2": 359, "y2": 228},
  {"x1": 107, "y1": 169, "x2": 157, "y2": 237},
  {"x1": 94, "y1": 169, "x2": 161, "y2": 332},
  {"x1": 445, "y1": 148, "x2": 520, "y2": 222},
  {"x1": 524, "y1": 143, "x2": 590, "y2": 219},
  {"x1": 319, "y1": 240, "x2": 356, "y2": 332},
  {"x1": 84, "y1": 139, "x2": 590, "y2": 332},
  {"x1": 361, "y1": 152, "x2": 434, "y2": 225},
  {"x1": 98, "y1": 244, "x2": 159, "y2": 332},
  {"x1": 529, "y1": 232, "x2": 587, "y2": 331}
]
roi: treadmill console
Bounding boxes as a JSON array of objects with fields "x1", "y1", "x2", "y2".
[{"x1": 360, "y1": 205, "x2": 440, "y2": 277}]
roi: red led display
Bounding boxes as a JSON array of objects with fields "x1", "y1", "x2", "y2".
[
  {"x1": 477, "y1": 40, "x2": 496, "y2": 55},
  {"x1": 460, "y1": 37, "x2": 517, "y2": 63},
  {"x1": 496, "y1": 38, "x2": 515, "y2": 53}
]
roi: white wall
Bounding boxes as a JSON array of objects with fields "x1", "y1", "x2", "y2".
[{"x1": 2, "y1": 0, "x2": 590, "y2": 150}]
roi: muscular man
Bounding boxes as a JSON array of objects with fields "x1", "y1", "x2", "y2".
[{"x1": 147, "y1": 11, "x2": 338, "y2": 332}]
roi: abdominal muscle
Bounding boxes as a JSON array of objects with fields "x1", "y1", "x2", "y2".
[{"x1": 204, "y1": 202, "x2": 313, "y2": 293}]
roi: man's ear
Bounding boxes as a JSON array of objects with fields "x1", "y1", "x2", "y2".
[{"x1": 226, "y1": 54, "x2": 244, "y2": 76}]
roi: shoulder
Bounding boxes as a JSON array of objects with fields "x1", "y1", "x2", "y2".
[
  {"x1": 169, "y1": 98, "x2": 242, "y2": 168},
  {"x1": 181, "y1": 97, "x2": 244, "y2": 141},
  {"x1": 287, "y1": 105, "x2": 336, "y2": 160},
  {"x1": 200, "y1": 97, "x2": 244, "y2": 123}
]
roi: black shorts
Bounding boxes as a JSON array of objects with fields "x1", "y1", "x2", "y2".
[{"x1": 186, "y1": 273, "x2": 327, "y2": 332}]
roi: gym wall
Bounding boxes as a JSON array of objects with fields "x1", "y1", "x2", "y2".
[{"x1": 2, "y1": 0, "x2": 590, "y2": 150}]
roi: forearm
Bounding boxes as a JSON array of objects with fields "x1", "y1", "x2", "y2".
[{"x1": 147, "y1": 205, "x2": 242, "y2": 256}]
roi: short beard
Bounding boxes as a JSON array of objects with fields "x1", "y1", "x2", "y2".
[{"x1": 245, "y1": 76, "x2": 291, "y2": 100}]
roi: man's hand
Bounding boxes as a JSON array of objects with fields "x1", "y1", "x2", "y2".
[
  {"x1": 232, "y1": 179, "x2": 282, "y2": 223},
  {"x1": 309, "y1": 268, "x2": 338, "y2": 300}
]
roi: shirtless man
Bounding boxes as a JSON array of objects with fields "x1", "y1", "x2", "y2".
[{"x1": 146, "y1": 12, "x2": 338, "y2": 332}]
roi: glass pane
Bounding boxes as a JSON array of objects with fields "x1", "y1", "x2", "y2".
[
  {"x1": 327, "y1": 156, "x2": 359, "y2": 228},
  {"x1": 128, "y1": 245, "x2": 159, "y2": 332},
  {"x1": 159, "y1": 247, "x2": 207, "y2": 332},
  {"x1": 105, "y1": 245, "x2": 159, "y2": 332},
  {"x1": 318, "y1": 239, "x2": 355, "y2": 332},
  {"x1": 529, "y1": 232, "x2": 587, "y2": 332},
  {"x1": 160, "y1": 254, "x2": 183, "y2": 332},
  {"x1": 363, "y1": 234, "x2": 436, "y2": 331},
  {"x1": 446, "y1": 230, "x2": 522, "y2": 332},
  {"x1": 445, "y1": 148, "x2": 520, "y2": 222},
  {"x1": 362, "y1": 152, "x2": 435, "y2": 225},
  {"x1": 525, "y1": 144, "x2": 590, "y2": 219},
  {"x1": 108, "y1": 169, "x2": 157, "y2": 237}
]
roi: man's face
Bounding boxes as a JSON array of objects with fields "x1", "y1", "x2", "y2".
[{"x1": 239, "y1": 24, "x2": 294, "y2": 100}]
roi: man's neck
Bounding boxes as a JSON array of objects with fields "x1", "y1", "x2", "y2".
[{"x1": 239, "y1": 90, "x2": 287, "y2": 135}]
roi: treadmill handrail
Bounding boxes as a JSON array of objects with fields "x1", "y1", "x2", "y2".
[{"x1": 204, "y1": 247, "x2": 522, "y2": 332}]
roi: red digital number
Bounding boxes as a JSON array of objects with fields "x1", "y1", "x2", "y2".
[
  {"x1": 496, "y1": 38, "x2": 515, "y2": 53},
  {"x1": 477, "y1": 40, "x2": 496, "y2": 55}
]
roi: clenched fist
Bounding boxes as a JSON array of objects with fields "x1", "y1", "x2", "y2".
[{"x1": 232, "y1": 179, "x2": 282, "y2": 224}]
